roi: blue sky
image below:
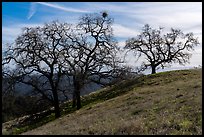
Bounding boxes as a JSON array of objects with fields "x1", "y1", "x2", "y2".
[{"x1": 2, "y1": 2, "x2": 202, "y2": 72}]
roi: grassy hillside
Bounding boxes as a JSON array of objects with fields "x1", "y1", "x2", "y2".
[{"x1": 3, "y1": 68, "x2": 202, "y2": 135}]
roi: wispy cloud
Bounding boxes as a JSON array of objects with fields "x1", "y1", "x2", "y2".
[
  {"x1": 124, "y1": 3, "x2": 201, "y2": 32},
  {"x1": 112, "y1": 24, "x2": 139, "y2": 39},
  {"x1": 27, "y1": 2, "x2": 89, "y2": 20},
  {"x1": 27, "y1": 2, "x2": 37, "y2": 20},
  {"x1": 37, "y1": 2, "x2": 88, "y2": 13},
  {"x1": 83, "y1": 2, "x2": 201, "y2": 42},
  {"x1": 2, "y1": 23, "x2": 43, "y2": 44}
]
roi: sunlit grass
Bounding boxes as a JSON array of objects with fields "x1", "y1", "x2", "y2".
[{"x1": 2, "y1": 68, "x2": 202, "y2": 135}]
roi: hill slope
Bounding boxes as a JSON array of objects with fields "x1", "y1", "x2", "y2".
[{"x1": 14, "y1": 69, "x2": 203, "y2": 135}]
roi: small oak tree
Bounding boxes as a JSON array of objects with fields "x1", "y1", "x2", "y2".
[{"x1": 125, "y1": 24, "x2": 199, "y2": 74}]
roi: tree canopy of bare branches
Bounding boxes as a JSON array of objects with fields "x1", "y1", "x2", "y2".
[
  {"x1": 2, "y1": 12, "x2": 123, "y2": 118},
  {"x1": 2, "y1": 21, "x2": 73, "y2": 118},
  {"x1": 62, "y1": 12, "x2": 122, "y2": 109},
  {"x1": 125, "y1": 24, "x2": 199, "y2": 74}
]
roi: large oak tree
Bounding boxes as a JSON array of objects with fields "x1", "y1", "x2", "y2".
[
  {"x1": 3, "y1": 21, "x2": 73, "y2": 118},
  {"x1": 2, "y1": 12, "x2": 123, "y2": 119},
  {"x1": 62, "y1": 12, "x2": 122, "y2": 109}
]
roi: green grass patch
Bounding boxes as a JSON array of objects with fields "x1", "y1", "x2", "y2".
[{"x1": 3, "y1": 68, "x2": 202, "y2": 135}]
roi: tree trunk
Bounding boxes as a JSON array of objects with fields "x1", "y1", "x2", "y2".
[
  {"x1": 53, "y1": 100, "x2": 60, "y2": 118},
  {"x1": 73, "y1": 79, "x2": 82, "y2": 110},
  {"x1": 76, "y1": 89, "x2": 81, "y2": 110},
  {"x1": 151, "y1": 66, "x2": 156, "y2": 74},
  {"x1": 52, "y1": 89, "x2": 61, "y2": 118},
  {"x1": 72, "y1": 91, "x2": 76, "y2": 108}
]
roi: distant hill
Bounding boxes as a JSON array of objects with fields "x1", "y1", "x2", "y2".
[
  {"x1": 2, "y1": 74, "x2": 103, "y2": 100},
  {"x1": 3, "y1": 68, "x2": 202, "y2": 135}
]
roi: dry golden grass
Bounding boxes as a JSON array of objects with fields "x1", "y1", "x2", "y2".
[{"x1": 19, "y1": 69, "x2": 202, "y2": 135}]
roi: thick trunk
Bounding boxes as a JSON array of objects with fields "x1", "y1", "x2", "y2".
[
  {"x1": 72, "y1": 92, "x2": 76, "y2": 108},
  {"x1": 76, "y1": 89, "x2": 81, "y2": 110},
  {"x1": 151, "y1": 66, "x2": 156, "y2": 74},
  {"x1": 52, "y1": 89, "x2": 61, "y2": 118},
  {"x1": 73, "y1": 79, "x2": 82, "y2": 110},
  {"x1": 53, "y1": 100, "x2": 60, "y2": 118}
]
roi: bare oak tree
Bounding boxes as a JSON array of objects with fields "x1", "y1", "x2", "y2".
[
  {"x1": 3, "y1": 12, "x2": 123, "y2": 118},
  {"x1": 2, "y1": 21, "x2": 72, "y2": 118},
  {"x1": 62, "y1": 12, "x2": 122, "y2": 109},
  {"x1": 125, "y1": 24, "x2": 199, "y2": 74}
]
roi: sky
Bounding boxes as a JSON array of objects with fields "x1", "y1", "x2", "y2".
[{"x1": 2, "y1": 2, "x2": 202, "y2": 73}]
